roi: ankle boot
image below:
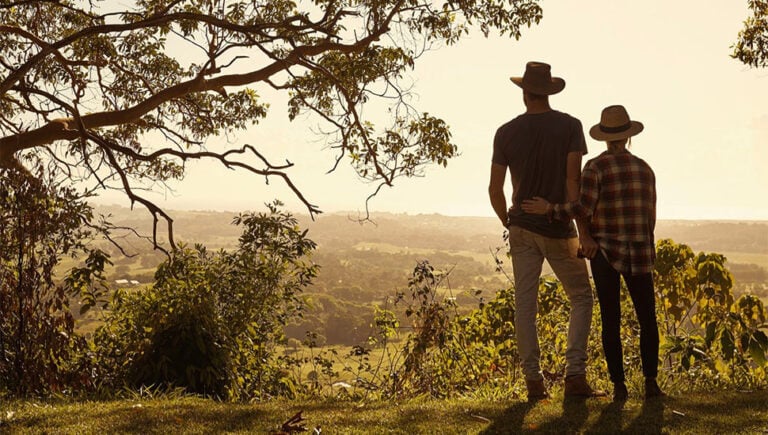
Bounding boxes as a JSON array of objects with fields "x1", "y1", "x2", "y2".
[
  {"x1": 525, "y1": 379, "x2": 549, "y2": 402},
  {"x1": 613, "y1": 382, "x2": 628, "y2": 402},
  {"x1": 645, "y1": 377, "x2": 666, "y2": 399},
  {"x1": 564, "y1": 375, "x2": 607, "y2": 397}
]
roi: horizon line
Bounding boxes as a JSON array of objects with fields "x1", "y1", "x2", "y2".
[{"x1": 92, "y1": 203, "x2": 768, "y2": 223}]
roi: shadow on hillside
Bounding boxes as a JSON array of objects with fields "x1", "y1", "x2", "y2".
[
  {"x1": 479, "y1": 390, "x2": 768, "y2": 434},
  {"x1": 534, "y1": 397, "x2": 590, "y2": 433},
  {"x1": 479, "y1": 397, "x2": 656, "y2": 434},
  {"x1": 477, "y1": 400, "x2": 536, "y2": 434},
  {"x1": 589, "y1": 399, "x2": 626, "y2": 432},
  {"x1": 11, "y1": 401, "x2": 267, "y2": 434},
  {"x1": 622, "y1": 398, "x2": 664, "y2": 434}
]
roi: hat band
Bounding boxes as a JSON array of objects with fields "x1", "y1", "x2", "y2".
[{"x1": 599, "y1": 122, "x2": 631, "y2": 134}]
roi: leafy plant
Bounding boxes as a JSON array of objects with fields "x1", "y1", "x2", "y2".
[
  {"x1": 655, "y1": 239, "x2": 768, "y2": 390},
  {"x1": 94, "y1": 202, "x2": 318, "y2": 400},
  {"x1": 0, "y1": 164, "x2": 104, "y2": 396}
]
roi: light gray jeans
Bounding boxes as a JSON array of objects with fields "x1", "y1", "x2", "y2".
[{"x1": 507, "y1": 225, "x2": 593, "y2": 381}]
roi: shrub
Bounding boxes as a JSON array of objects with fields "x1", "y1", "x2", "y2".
[
  {"x1": 0, "y1": 164, "x2": 105, "y2": 396},
  {"x1": 377, "y1": 239, "x2": 768, "y2": 398},
  {"x1": 94, "y1": 201, "x2": 318, "y2": 400},
  {"x1": 655, "y1": 239, "x2": 768, "y2": 390}
]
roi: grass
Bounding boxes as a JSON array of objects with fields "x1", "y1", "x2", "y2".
[{"x1": 2, "y1": 389, "x2": 767, "y2": 434}]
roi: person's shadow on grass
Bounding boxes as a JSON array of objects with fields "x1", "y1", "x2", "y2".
[
  {"x1": 623, "y1": 398, "x2": 664, "y2": 434},
  {"x1": 588, "y1": 399, "x2": 625, "y2": 433},
  {"x1": 535, "y1": 397, "x2": 590, "y2": 433},
  {"x1": 481, "y1": 397, "x2": 590, "y2": 434},
  {"x1": 478, "y1": 400, "x2": 535, "y2": 434}
]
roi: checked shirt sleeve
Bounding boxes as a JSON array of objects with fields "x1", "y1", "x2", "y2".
[{"x1": 552, "y1": 163, "x2": 599, "y2": 221}]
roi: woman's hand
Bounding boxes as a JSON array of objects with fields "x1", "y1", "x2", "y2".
[
  {"x1": 521, "y1": 197, "x2": 551, "y2": 215},
  {"x1": 579, "y1": 234, "x2": 599, "y2": 259}
]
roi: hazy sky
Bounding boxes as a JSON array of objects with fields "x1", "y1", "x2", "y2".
[{"x1": 96, "y1": 1, "x2": 768, "y2": 220}]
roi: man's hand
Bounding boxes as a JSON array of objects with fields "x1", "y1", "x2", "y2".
[
  {"x1": 579, "y1": 234, "x2": 599, "y2": 259},
  {"x1": 521, "y1": 197, "x2": 551, "y2": 215}
]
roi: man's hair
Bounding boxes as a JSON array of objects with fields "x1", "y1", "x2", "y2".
[{"x1": 524, "y1": 90, "x2": 548, "y2": 101}]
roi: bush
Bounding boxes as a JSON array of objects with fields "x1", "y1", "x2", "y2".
[
  {"x1": 655, "y1": 239, "x2": 768, "y2": 390},
  {"x1": 0, "y1": 165, "x2": 105, "y2": 396},
  {"x1": 359, "y1": 240, "x2": 768, "y2": 399},
  {"x1": 94, "y1": 202, "x2": 318, "y2": 400}
]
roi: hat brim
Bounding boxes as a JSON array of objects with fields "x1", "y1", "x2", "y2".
[
  {"x1": 510, "y1": 76, "x2": 566, "y2": 95},
  {"x1": 589, "y1": 121, "x2": 644, "y2": 141}
]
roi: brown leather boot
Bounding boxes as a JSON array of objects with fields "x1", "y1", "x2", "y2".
[
  {"x1": 525, "y1": 379, "x2": 549, "y2": 402},
  {"x1": 564, "y1": 375, "x2": 607, "y2": 398}
]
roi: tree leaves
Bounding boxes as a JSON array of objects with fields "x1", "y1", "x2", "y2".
[
  {"x1": 733, "y1": 0, "x2": 768, "y2": 68},
  {"x1": 655, "y1": 239, "x2": 768, "y2": 383},
  {"x1": 1, "y1": 0, "x2": 543, "y2": 234}
]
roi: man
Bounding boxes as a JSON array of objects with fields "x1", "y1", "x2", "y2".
[{"x1": 488, "y1": 61, "x2": 602, "y2": 401}]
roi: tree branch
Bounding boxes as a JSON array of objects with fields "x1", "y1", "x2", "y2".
[{"x1": 0, "y1": 22, "x2": 393, "y2": 161}]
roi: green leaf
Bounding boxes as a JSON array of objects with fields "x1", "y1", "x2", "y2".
[
  {"x1": 749, "y1": 339, "x2": 767, "y2": 366},
  {"x1": 721, "y1": 330, "x2": 736, "y2": 360},
  {"x1": 705, "y1": 322, "x2": 717, "y2": 347}
]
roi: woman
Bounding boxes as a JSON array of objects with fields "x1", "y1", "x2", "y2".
[{"x1": 521, "y1": 105, "x2": 664, "y2": 401}]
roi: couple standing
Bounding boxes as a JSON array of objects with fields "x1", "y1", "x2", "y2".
[{"x1": 488, "y1": 61, "x2": 664, "y2": 402}]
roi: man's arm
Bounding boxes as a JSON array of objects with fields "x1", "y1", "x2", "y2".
[
  {"x1": 565, "y1": 151, "x2": 582, "y2": 203},
  {"x1": 489, "y1": 163, "x2": 508, "y2": 228},
  {"x1": 566, "y1": 151, "x2": 598, "y2": 258}
]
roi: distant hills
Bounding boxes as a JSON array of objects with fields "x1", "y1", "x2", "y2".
[
  {"x1": 92, "y1": 205, "x2": 768, "y2": 281},
  {"x1": 95, "y1": 205, "x2": 768, "y2": 253}
]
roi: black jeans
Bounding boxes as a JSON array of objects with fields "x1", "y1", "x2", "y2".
[{"x1": 590, "y1": 251, "x2": 659, "y2": 383}]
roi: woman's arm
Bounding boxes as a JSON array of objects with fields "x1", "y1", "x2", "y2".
[{"x1": 521, "y1": 164, "x2": 600, "y2": 220}]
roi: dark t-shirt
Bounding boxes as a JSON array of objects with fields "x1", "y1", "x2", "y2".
[{"x1": 492, "y1": 110, "x2": 587, "y2": 239}]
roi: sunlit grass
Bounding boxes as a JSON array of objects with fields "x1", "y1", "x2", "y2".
[{"x1": 2, "y1": 390, "x2": 766, "y2": 434}]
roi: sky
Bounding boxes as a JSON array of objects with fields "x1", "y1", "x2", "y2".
[{"x1": 95, "y1": 1, "x2": 768, "y2": 221}]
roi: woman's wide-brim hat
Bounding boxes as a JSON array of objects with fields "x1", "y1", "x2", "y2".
[
  {"x1": 589, "y1": 105, "x2": 644, "y2": 141},
  {"x1": 510, "y1": 61, "x2": 565, "y2": 95}
]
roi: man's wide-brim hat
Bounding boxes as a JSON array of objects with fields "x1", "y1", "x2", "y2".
[
  {"x1": 510, "y1": 61, "x2": 565, "y2": 95},
  {"x1": 589, "y1": 105, "x2": 644, "y2": 141}
]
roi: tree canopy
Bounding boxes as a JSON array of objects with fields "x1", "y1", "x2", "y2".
[
  {"x1": 734, "y1": 0, "x2": 768, "y2": 68},
  {"x1": 0, "y1": 0, "x2": 542, "y2": 246}
]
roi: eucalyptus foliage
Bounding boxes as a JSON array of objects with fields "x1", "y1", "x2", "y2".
[
  {"x1": 734, "y1": 0, "x2": 768, "y2": 68},
  {"x1": 0, "y1": 0, "x2": 542, "y2": 244},
  {"x1": 655, "y1": 239, "x2": 768, "y2": 390}
]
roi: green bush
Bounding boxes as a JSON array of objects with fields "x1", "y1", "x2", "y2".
[
  {"x1": 655, "y1": 239, "x2": 768, "y2": 390},
  {"x1": 94, "y1": 202, "x2": 318, "y2": 400},
  {"x1": 387, "y1": 240, "x2": 768, "y2": 398},
  {"x1": 0, "y1": 165, "x2": 105, "y2": 397},
  {"x1": 354, "y1": 240, "x2": 768, "y2": 399}
]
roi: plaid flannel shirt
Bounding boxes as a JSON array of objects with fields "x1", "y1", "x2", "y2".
[{"x1": 553, "y1": 151, "x2": 657, "y2": 275}]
